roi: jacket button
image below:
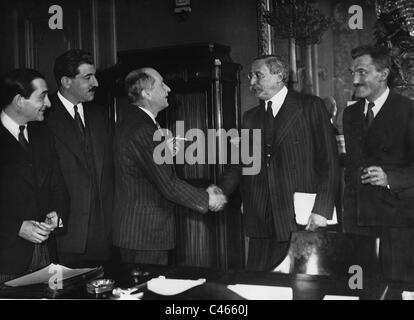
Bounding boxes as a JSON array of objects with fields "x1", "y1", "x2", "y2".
[
  {"x1": 266, "y1": 154, "x2": 271, "y2": 158},
  {"x1": 382, "y1": 147, "x2": 389, "y2": 152}
]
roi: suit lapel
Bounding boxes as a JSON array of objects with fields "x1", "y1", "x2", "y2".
[
  {"x1": 84, "y1": 103, "x2": 105, "y2": 184},
  {"x1": 0, "y1": 124, "x2": 36, "y2": 186},
  {"x1": 27, "y1": 123, "x2": 48, "y2": 187},
  {"x1": 48, "y1": 94, "x2": 88, "y2": 169},
  {"x1": 366, "y1": 92, "x2": 397, "y2": 143},
  {"x1": 271, "y1": 91, "x2": 302, "y2": 153}
]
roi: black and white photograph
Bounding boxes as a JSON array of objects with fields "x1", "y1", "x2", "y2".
[{"x1": 0, "y1": 0, "x2": 413, "y2": 307}]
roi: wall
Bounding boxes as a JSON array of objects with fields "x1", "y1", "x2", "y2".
[{"x1": 115, "y1": 0, "x2": 258, "y2": 114}]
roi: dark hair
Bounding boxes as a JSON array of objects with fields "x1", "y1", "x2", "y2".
[
  {"x1": 253, "y1": 54, "x2": 290, "y2": 83},
  {"x1": 124, "y1": 69, "x2": 155, "y2": 103},
  {"x1": 54, "y1": 49, "x2": 94, "y2": 87},
  {"x1": 0, "y1": 68, "x2": 45, "y2": 109},
  {"x1": 351, "y1": 45, "x2": 391, "y2": 72}
]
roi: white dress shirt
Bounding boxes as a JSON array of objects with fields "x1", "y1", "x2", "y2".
[
  {"x1": 364, "y1": 87, "x2": 390, "y2": 118},
  {"x1": 1, "y1": 110, "x2": 28, "y2": 141},
  {"x1": 265, "y1": 86, "x2": 288, "y2": 117},
  {"x1": 57, "y1": 91, "x2": 85, "y2": 125}
]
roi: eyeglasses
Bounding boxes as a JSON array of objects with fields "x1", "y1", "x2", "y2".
[{"x1": 247, "y1": 72, "x2": 267, "y2": 81}]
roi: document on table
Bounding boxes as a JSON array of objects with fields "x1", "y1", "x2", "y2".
[
  {"x1": 323, "y1": 295, "x2": 359, "y2": 300},
  {"x1": 227, "y1": 284, "x2": 293, "y2": 300},
  {"x1": 4, "y1": 264, "x2": 98, "y2": 287},
  {"x1": 147, "y1": 276, "x2": 206, "y2": 296},
  {"x1": 294, "y1": 192, "x2": 337, "y2": 226}
]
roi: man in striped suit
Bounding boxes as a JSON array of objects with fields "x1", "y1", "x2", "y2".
[
  {"x1": 113, "y1": 67, "x2": 225, "y2": 265},
  {"x1": 218, "y1": 55, "x2": 340, "y2": 271}
]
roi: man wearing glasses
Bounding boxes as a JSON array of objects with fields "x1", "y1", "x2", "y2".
[{"x1": 217, "y1": 55, "x2": 340, "y2": 270}]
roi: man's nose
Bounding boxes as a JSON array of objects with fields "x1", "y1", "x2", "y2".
[
  {"x1": 92, "y1": 76, "x2": 99, "y2": 87},
  {"x1": 45, "y1": 95, "x2": 51, "y2": 107}
]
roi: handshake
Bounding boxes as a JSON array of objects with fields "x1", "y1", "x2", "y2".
[{"x1": 206, "y1": 185, "x2": 227, "y2": 212}]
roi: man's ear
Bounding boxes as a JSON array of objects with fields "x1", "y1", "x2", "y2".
[
  {"x1": 14, "y1": 94, "x2": 24, "y2": 109},
  {"x1": 141, "y1": 88, "x2": 152, "y2": 100},
  {"x1": 380, "y1": 68, "x2": 390, "y2": 82},
  {"x1": 61, "y1": 76, "x2": 72, "y2": 89}
]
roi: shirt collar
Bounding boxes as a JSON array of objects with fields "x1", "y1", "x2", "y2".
[
  {"x1": 57, "y1": 91, "x2": 85, "y2": 121},
  {"x1": 265, "y1": 86, "x2": 288, "y2": 116},
  {"x1": 364, "y1": 87, "x2": 389, "y2": 117},
  {"x1": 138, "y1": 106, "x2": 157, "y2": 125},
  {"x1": 1, "y1": 110, "x2": 27, "y2": 141}
]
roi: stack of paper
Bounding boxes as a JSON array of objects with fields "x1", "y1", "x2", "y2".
[
  {"x1": 294, "y1": 192, "x2": 337, "y2": 226},
  {"x1": 147, "y1": 276, "x2": 206, "y2": 296},
  {"x1": 227, "y1": 284, "x2": 293, "y2": 300}
]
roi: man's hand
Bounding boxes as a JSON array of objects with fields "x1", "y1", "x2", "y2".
[
  {"x1": 18, "y1": 220, "x2": 54, "y2": 244},
  {"x1": 361, "y1": 166, "x2": 388, "y2": 187},
  {"x1": 207, "y1": 185, "x2": 227, "y2": 212},
  {"x1": 43, "y1": 211, "x2": 63, "y2": 229},
  {"x1": 305, "y1": 213, "x2": 327, "y2": 231}
]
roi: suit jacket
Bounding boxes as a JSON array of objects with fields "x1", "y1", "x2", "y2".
[
  {"x1": 45, "y1": 93, "x2": 114, "y2": 254},
  {"x1": 343, "y1": 91, "x2": 414, "y2": 232},
  {"x1": 113, "y1": 105, "x2": 209, "y2": 251},
  {"x1": 219, "y1": 90, "x2": 340, "y2": 241},
  {"x1": 0, "y1": 121, "x2": 68, "y2": 274}
]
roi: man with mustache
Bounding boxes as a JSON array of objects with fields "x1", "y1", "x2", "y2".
[
  {"x1": 343, "y1": 45, "x2": 414, "y2": 281},
  {"x1": 0, "y1": 68, "x2": 68, "y2": 282},
  {"x1": 45, "y1": 49, "x2": 114, "y2": 267},
  {"x1": 217, "y1": 55, "x2": 339, "y2": 270}
]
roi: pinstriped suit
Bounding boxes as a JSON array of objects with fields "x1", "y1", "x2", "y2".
[
  {"x1": 219, "y1": 90, "x2": 340, "y2": 268},
  {"x1": 113, "y1": 105, "x2": 209, "y2": 259}
]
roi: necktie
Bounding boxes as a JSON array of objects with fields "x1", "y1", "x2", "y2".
[
  {"x1": 365, "y1": 102, "x2": 375, "y2": 127},
  {"x1": 18, "y1": 125, "x2": 29, "y2": 152},
  {"x1": 73, "y1": 105, "x2": 85, "y2": 136},
  {"x1": 266, "y1": 101, "x2": 274, "y2": 119}
]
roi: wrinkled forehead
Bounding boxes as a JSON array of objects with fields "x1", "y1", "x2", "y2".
[
  {"x1": 250, "y1": 59, "x2": 269, "y2": 72},
  {"x1": 76, "y1": 63, "x2": 96, "y2": 76},
  {"x1": 351, "y1": 54, "x2": 374, "y2": 70}
]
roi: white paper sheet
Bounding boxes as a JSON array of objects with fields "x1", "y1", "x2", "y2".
[
  {"x1": 323, "y1": 295, "x2": 359, "y2": 300},
  {"x1": 4, "y1": 264, "x2": 97, "y2": 287},
  {"x1": 227, "y1": 284, "x2": 293, "y2": 300},
  {"x1": 147, "y1": 276, "x2": 206, "y2": 296},
  {"x1": 294, "y1": 192, "x2": 337, "y2": 226},
  {"x1": 402, "y1": 291, "x2": 414, "y2": 300}
]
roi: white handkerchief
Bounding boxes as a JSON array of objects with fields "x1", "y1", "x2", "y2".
[
  {"x1": 323, "y1": 295, "x2": 359, "y2": 300},
  {"x1": 147, "y1": 276, "x2": 206, "y2": 296},
  {"x1": 227, "y1": 284, "x2": 293, "y2": 300},
  {"x1": 293, "y1": 192, "x2": 337, "y2": 226}
]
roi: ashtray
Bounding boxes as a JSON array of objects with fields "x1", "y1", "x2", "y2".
[{"x1": 87, "y1": 279, "x2": 115, "y2": 295}]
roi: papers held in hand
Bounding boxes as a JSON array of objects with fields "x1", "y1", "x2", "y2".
[{"x1": 293, "y1": 192, "x2": 337, "y2": 226}]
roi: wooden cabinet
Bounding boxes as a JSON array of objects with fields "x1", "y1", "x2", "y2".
[{"x1": 101, "y1": 43, "x2": 244, "y2": 270}]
